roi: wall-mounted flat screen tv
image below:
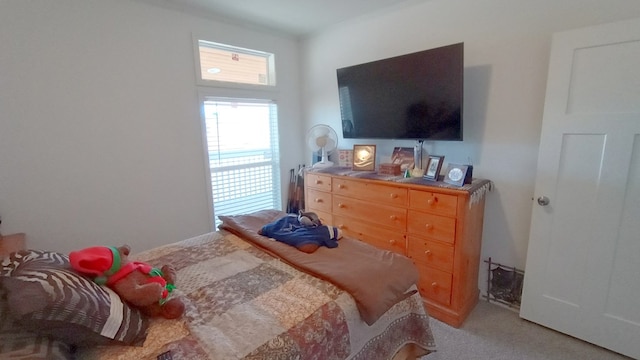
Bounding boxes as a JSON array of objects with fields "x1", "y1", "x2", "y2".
[{"x1": 337, "y1": 42, "x2": 463, "y2": 141}]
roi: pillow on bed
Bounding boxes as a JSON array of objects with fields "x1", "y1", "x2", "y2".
[
  {"x1": 0, "y1": 249, "x2": 149, "y2": 346},
  {"x1": 0, "y1": 285, "x2": 75, "y2": 360}
]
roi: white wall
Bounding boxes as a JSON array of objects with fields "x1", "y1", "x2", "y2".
[
  {"x1": 302, "y1": 0, "x2": 640, "y2": 294},
  {"x1": 0, "y1": 0, "x2": 303, "y2": 253},
  {"x1": 3, "y1": 0, "x2": 640, "y2": 294}
]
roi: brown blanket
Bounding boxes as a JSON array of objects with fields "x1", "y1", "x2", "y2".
[{"x1": 218, "y1": 209, "x2": 420, "y2": 325}]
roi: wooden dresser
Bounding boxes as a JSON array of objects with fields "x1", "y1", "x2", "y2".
[{"x1": 304, "y1": 167, "x2": 491, "y2": 327}]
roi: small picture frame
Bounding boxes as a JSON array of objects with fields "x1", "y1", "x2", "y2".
[
  {"x1": 424, "y1": 155, "x2": 444, "y2": 180},
  {"x1": 391, "y1": 147, "x2": 415, "y2": 171},
  {"x1": 443, "y1": 163, "x2": 470, "y2": 186},
  {"x1": 352, "y1": 145, "x2": 376, "y2": 171},
  {"x1": 337, "y1": 149, "x2": 353, "y2": 167}
]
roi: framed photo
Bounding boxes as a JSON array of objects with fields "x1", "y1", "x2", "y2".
[
  {"x1": 443, "y1": 163, "x2": 470, "y2": 186},
  {"x1": 391, "y1": 147, "x2": 415, "y2": 171},
  {"x1": 337, "y1": 149, "x2": 353, "y2": 167},
  {"x1": 352, "y1": 145, "x2": 376, "y2": 171},
  {"x1": 424, "y1": 155, "x2": 444, "y2": 180}
]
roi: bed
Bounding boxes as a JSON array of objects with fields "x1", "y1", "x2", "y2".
[{"x1": 0, "y1": 210, "x2": 436, "y2": 359}]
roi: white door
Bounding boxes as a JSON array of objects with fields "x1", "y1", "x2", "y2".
[{"x1": 520, "y1": 18, "x2": 640, "y2": 359}]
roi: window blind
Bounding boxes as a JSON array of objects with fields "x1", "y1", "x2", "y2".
[{"x1": 203, "y1": 98, "x2": 281, "y2": 226}]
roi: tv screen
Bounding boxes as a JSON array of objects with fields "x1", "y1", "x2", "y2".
[{"x1": 337, "y1": 42, "x2": 463, "y2": 141}]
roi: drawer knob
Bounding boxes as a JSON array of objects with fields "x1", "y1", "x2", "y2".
[
  {"x1": 338, "y1": 184, "x2": 345, "y2": 189},
  {"x1": 315, "y1": 180, "x2": 322, "y2": 185},
  {"x1": 338, "y1": 203, "x2": 345, "y2": 208},
  {"x1": 425, "y1": 223, "x2": 432, "y2": 230},
  {"x1": 390, "y1": 193, "x2": 398, "y2": 199},
  {"x1": 389, "y1": 215, "x2": 397, "y2": 220},
  {"x1": 389, "y1": 239, "x2": 396, "y2": 244},
  {"x1": 314, "y1": 198, "x2": 323, "y2": 203},
  {"x1": 425, "y1": 250, "x2": 432, "y2": 256},
  {"x1": 431, "y1": 282, "x2": 438, "y2": 288},
  {"x1": 337, "y1": 224, "x2": 345, "y2": 229}
]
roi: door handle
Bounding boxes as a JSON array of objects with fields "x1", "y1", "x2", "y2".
[{"x1": 537, "y1": 196, "x2": 550, "y2": 206}]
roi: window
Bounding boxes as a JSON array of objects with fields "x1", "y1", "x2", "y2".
[
  {"x1": 196, "y1": 39, "x2": 281, "y2": 228},
  {"x1": 197, "y1": 40, "x2": 276, "y2": 87},
  {"x1": 203, "y1": 98, "x2": 281, "y2": 226}
]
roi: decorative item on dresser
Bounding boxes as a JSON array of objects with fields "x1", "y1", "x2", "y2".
[
  {"x1": 304, "y1": 166, "x2": 492, "y2": 327},
  {"x1": 424, "y1": 155, "x2": 445, "y2": 180},
  {"x1": 379, "y1": 163, "x2": 402, "y2": 176},
  {"x1": 443, "y1": 163, "x2": 472, "y2": 186},
  {"x1": 352, "y1": 144, "x2": 376, "y2": 171},
  {"x1": 391, "y1": 147, "x2": 415, "y2": 171}
]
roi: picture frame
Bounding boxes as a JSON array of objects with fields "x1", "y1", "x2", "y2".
[
  {"x1": 337, "y1": 149, "x2": 353, "y2": 167},
  {"x1": 391, "y1": 147, "x2": 415, "y2": 171},
  {"x1": 352, "y1": 145, "x2": 376, "y2": 171},
  {"x1": 443, "y1": 163, "x2": 470, "y2": 186},
  {"x1": 424, "y1": 155, "x2": 444, "y2": 180}
]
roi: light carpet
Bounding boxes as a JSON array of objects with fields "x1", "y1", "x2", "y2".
[{"x1": 422, "y1": 301, "x2": 632, "y2": 360}]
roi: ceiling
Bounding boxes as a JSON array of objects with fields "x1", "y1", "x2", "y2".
[{"x1": 140, "y1": 0, "x2": 432, "y2": 37}]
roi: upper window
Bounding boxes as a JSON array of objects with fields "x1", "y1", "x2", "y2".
[{"x1": 197, "y1": 40, "x2": 276, "y2": 87}]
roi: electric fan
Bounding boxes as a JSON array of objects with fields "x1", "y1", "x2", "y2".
[{"x1": 306, "y1": 124, "x2": 338, "y2": 168}]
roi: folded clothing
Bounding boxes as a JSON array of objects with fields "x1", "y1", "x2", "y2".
[{"x1": 259, "y1": 214, "x2": 342, "y2": 251}]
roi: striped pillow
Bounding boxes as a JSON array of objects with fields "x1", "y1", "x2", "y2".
[
  {"x1": 0, "y1": 249, "x2": 148, "y2": 346},
  {"x1": 0, "y1": 285, "x2": 74, "y2": 360}
]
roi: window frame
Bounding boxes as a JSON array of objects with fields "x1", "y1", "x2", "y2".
[
  {"x1": 195, "y1": 35, "x2": 286, "y2": 231},
  {"x1": 198, "y1": 89, "x2": 284, "y2": 231},
  {"x1": 193, "y1": 35, "x2": 278, "y2": 91},
  {"x1": 200, "y1": 95, "x2": 284, "y2": 229}
]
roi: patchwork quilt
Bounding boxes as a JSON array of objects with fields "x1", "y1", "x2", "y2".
[{"x1": 77, "y1": 227, "x2": 436, "y2": 359}]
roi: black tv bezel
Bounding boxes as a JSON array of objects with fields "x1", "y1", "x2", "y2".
[{"x1": 336, "y1": 42, "x2": 464, "y2": 141}]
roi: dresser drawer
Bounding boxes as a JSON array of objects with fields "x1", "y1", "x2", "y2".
[
  {"x1": 333, "y1": 178, "x2": 407, "y2": 207},
  {"x1": 409, "y1": 189, "x2": 457, "y2": 217},
  {"x1": 407, "y1": 210, "x2": 456, "y2": 244},
  {"x1": 333, "y1": 195, "x2": 406, "y2": 231},
  {"x1": 333, "y1": 215, "x2": 406, "y2": 255},
  {"x1": 306, "y1": 189, "x2": 332, "y2": 214},
  {"x1": 305, "y1": 173, "x2": 332, "y2": 192},
  {"x1": 407, "y1": 236, "x2": 454, "y2": 272},
  {"x1": 312, "y1": 210, "x2": 333, "y2": 226},
  {"x1": 414, "y1": 263, "x2": 452, "y2": 306}
]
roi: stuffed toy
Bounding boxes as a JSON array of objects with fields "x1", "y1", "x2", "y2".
[
  {"x1": 258, "y1": 210, "x2": 343, "y2": 253},
  {"x1": 297, "y1": 210, "x2": 322, "y2": 227},
  {"x1": 69, "y1": 245, "x2": 185, "y2": 319}
]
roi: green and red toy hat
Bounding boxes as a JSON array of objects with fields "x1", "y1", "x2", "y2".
[{"x1": 69, "y1": 246, "x2": 122, "y2": 284}]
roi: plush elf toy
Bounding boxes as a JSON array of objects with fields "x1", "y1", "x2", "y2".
[{"x1": 69, "y1": 245, "x2": 185, "y2": 319}]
